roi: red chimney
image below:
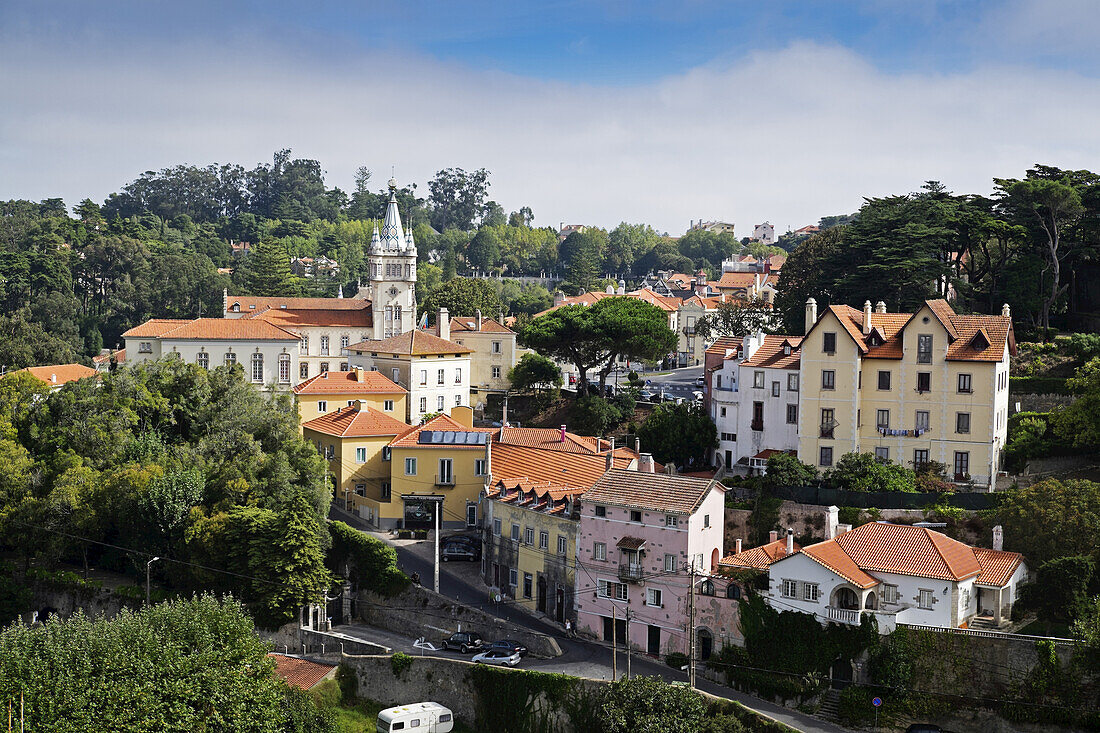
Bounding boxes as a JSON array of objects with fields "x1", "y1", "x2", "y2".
[{"x1": 560, "y1": 424, "x2": 567, "y2": 442}]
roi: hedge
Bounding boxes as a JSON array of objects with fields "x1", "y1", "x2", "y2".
[{"x1": 1009, "y1": 376, "x2": 1070, "y2": 395}]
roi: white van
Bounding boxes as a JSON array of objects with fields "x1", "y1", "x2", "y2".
[{"x1": 376, "y1": 702, "x2": 454, "y2": 733}]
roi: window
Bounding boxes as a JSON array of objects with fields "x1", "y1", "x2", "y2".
[
  {"x1": 918, "y1": 589, "x2": 934, "y2": 609},
  {"x1": 340, "y1": 335, "x2": 349, "y2": 351},
  {"x1": 384, "y1": 399, "x2": 394, "y2": 411},
  {"x1": 646, "y1": 588, "x2": 663, "y2": 607},
  {"x1": 630, "y1": 510, "x2": 642, "y2": 523},
  {"x1": 380, "y1": 481, "x2": 391, "y2": 500},
  {"x1": 355, "y1": 447, "x2": 367, "y2": 463},
  {"x1": 958, "y1": 373, "x2": 972, "y2": 393},
  {"x1": 557, "y1": 535, "x2": 567, "y2": 555},
  {"x1": 771, "y1": 381, "x2": 780, "y2": 397},
  {"x1": 224, "y1": 352, "x2": 237, "y2": 366},
  {"x1": 523, "y1": 572, "x2": 533, "y2": 599},
  {"x1": 956, "y1": 412, "x2": 970, "y2": 434},
  {"x1": 493, "y1": 518, "x2": 502, "y2": 536},
  {"x1": 917, "y1": 334, "x2": 933, "y2": 364},
  {"x1": 474, "y1": 459, "x2": 486, "y2": 476},
  {"x1": 438, "y1": 458, "x2": 453, "y2": 485},
  {"x1": 511, "y1": 524, "x2": 520, "y2": 542},
  {"x1": 391, "y1": 367, "x2": 400, "y2": 383},
  {"x1": 664, "y1": 553, "x2": 677, "y2": 572},
  {"x1": 138, "y1": 341, "x2": 152, "y2": 353},
  {"x1": 595, "y1": 506, "x2": 606, "y2": 518},
  {"x1": 250, "y1": 353, "x2": 264, "y2": 382},
  {"x1": 339, "y1": 362, "x2": 349, "y2": 372},
  {"x1": 193, "y1": 351, "x2": 208, "y2": 370},
  {"x1": 354, "y1": 484, "x2": 365, "y2": 497},
  {"x1": 420, "y1": 369, "x2": 427, "y2": 385},
  {"x1": 594, "y1": 542, "x2": 607, "y2": 561},
  {"x1": 720, "y1": 407, "x2": 726, "y2": 418},
  {"x1": 915, "y1": 410, "x2": 930, "y2": 431},
  {"x1": 523, "y1": 527, "x2": 534, "y2": 545},
  {"x1": 803, "y1": 583, "x2": 819, "y2": 602},
  {"x1": 437, "y1": 369, "x2": 445, "y2": 385},
  {"x1": 325, "y1": 444, "x2": 335, "y2": 460},
  {"x1": 597, "y1": 579, "x2": 628, "y2": 601},
  {"x1": 916, "y1": 372, "x2": 931, "y2": 392},
  {"x1": 875, "y1": 447, "x2": 889, "y2": 462},
  {"x1": 382, "y1": 447, "x2": 391, "y2": 461},
  {"x1": 883, "y1": 584, "x2": 899, "y2": 604},
  {"x1": 419, "y1": 397, "x2": 427, "y2": 413},
  {"x1": 822, "y1": 370, "x2": 836, "y2": 390},
  {"x1": 823, "y1": 332, "x2": 836, "y2": 354},
  {"x1": 665, "y1": 515, "x2": 678, "y2": 527},
  {"x1": 820, "y1": 446, "x2": 833, "y2": 467},
  {"x1": 787, "y1": 373, "x2": 799, "y2": 392},
  {"x1": 877, "y1": 370, "x2": 891, "y2": 390},
  {"x1": 751, "y1": 401, "x2": 764, "y2": 430},
  {"x1": 954, "y1": 451, "x2": 970, "y2": 479},
  {"x1": 876, "y1": 409, "x2": 890, "y2": 430},
  {"x1": 820, "y1": 408, "x2": 835, "y2": 438},
  {"x1": 720, "y1": 432, "x2": 737, "y2": 442},
  {"x1": 786, "y1": 404, "x2": 798, "y2": 424},
  {"x1": 727, "y1": 583, "x2": 742, "y2": 600},
  {"x1": 539, "y1": 531, "x2": 549, "y2": 550},
  {"x1": 300, "y1": 336, "x2": 308, "y2": 355},
  {"x1": 509, "y1": 568, "x2": 518, "y2": 587},
  {"x1": 753, "y1": 371, "x2": 765, "y2": 389},
  {"x1": 782, "y1": 579, "x2": 797, "y2": 598},
  {"x1": 492, "y1": 341, "x2": 502, "y2": 354},
  {"x1": 404, "y1": 457, "x2": 417, "y2": 476},
  {"x1": 453, "y1": 394, "x2": 462, "y2": 407},
  {"x1": 317, "y1": 400, "x2": 328, "y2": 413},
  {"x1": 455, "y1": 367, "x2": 462, "y2": 383},
  {"x1": 320, "y1": 336, "x2": 330, "y2": 356},
  {"x1": 703, "y1": 514, "x2": 711, "y2": 528},
  {"x1": 299, "y1": 362, "x2": 309, "y2": 379},
  {"x1": 913, "y1": 449, "x2": 929, "y2": 471},
  {"x1": 491, "y1": 366, "x2": 501, "y2": 379},
  {"x1": 278, "y1": 354, "x2": 291, "y2": 383}
]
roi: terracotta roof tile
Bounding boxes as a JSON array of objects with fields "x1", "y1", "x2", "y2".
[
  {"x1": 268, "y1": 654, "x2": 336, "y2": 690},
  {"x1": 973, "y1": 547, "x2": 1024, "y2": 587},
  {"x1": 92, "y1": 348, "x2": 125, "y2": 365},
  {"x1": 244, "y1": 307, "x2": 373, "y2": 329},
  {"x1": 705, "y1": 336, "x2": 743, "y2": 357},
  {"x1": 124, "y1": 318, "x2": 300, "y2": 341},
  {"x1": 388, "y1": 414, "x2": 493, "y2": 448},
  {"x1": 294, "y1": 369, "x2": 405, "y2": 396},
  {"x1": 121, "y1": 319, "x2": 192, "y2": 338},
  {"x1": 740, "y1": 335, "x2": 802, "y2": 370},
  {"x1": 720, "y1": 538, "x2": 801, "y2": 570},
  {"x1": 349, "y1": 331, "x2": 472, "y2": 356},
  {"x1": 583, "y1": 469, "x2": 721, "y2": 515},
  {"x1": 228, "y1": 296, "x2": 371, "y2": 312},
  {"x1": 489, "y1": 442, "x2": 634, "y2": 497},
  {"x1": 447, "y1": 317, "x2": 514, "y2": 334},
  {"x1": 301, "y1": 405, "x2": 410, "y2": 437},
  {"x1": 496, "y1": 427, "x2": 625, "y2": 455},
  {"x1": 798, "y1": 540, "x2": 880, "y2": 589},
  {"x1": 17, "y1": 364, "x2": 99, "y2": 386}
]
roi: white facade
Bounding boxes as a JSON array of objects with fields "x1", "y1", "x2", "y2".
[
  {"x1": 752, "y1": 222, "x2": 775, "y2": 245},
  {"x1": 348, "y1": 351, "x2": 471, "y2": 424},
  {"x1": 125, "y1": 332, "x2": 299, "y2": 393},
  {"x1": 369, "y1": 181, "x2": 418, "y2": 340}
]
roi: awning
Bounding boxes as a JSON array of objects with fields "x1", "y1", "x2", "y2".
[{"x1": 616, "y1": 537, "x2": 646, "y2": 551}]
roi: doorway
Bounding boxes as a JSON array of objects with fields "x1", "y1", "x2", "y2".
[
  {"x1": 602, "y1": 615, "x2": 627, "y2": 643},
  {"x1": 647, "y1": 625, "x2": 661, "y2": 656},
  {"x1": 555, "y1": 587, "x2": 565, "y2": 623},
  {"x1": 697, "y1": 627, "x2": 713, "y2": 661},
  {"x1": 537, "y1": 576, "x2": 547, "y2": 613}
]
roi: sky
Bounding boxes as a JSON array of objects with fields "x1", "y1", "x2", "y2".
[{"x1": 2, "y1": 0, "x2": 1099, "y2": 235}]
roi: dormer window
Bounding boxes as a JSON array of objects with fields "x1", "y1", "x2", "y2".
[
  {"x1": 971, "y1": 329, "x2": 990, "y2": 350},
  {"x1": 783, "y1": 343, "x2": 791, "y2": 356}
]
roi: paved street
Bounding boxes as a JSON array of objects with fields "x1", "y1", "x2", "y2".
[
  {"x1": 637, "y1": 365, "x2": 704, "y2": 402},
  {"x1": 330, "y1": 506, "x2": 849, "y2": 733}
]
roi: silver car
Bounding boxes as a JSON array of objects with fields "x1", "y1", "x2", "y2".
[{"x1": 471, "y1": 649, "x2": 522, "y2": 667}]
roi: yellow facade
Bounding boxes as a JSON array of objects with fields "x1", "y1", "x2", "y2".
[
  {"x1": 798, "y1": 303, "x2": 1010, "y2": 488},
  {"x1": 297, "y1": 390, "x2": 406, "y2": 424},
  {"x1": 387, "y1": 443, "x2": 487, "y2": 530},
  {"x1": 303, "y1": 428, "x2": 396, "y2": 520},
  {"x1": 449, "y1": 327, "x2": 523, "y2": 395}
]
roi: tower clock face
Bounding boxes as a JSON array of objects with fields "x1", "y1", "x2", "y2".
[{"x1": 389, "y1": 287, "x2": 399, "y2": 297}]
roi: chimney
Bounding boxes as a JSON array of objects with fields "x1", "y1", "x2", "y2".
[
  {"x1": 862, "y1": 300, "x2": 872, "y2": 335},
  {"x1": 475, "y1": 308, "x2": 482, "y2": 331},
  {"x1": 665, "y1": 463, "x2": 675, "y2": 475},
  {"x1": 499, "y1": 311, "x2": 505, "y2": 326},
  {"x1": 554, "y1": 290, "x2": 565, "y2": 307},
  {"x1": 875, "y1": 301, "x2": 887, "y2": 314},
  {"x1": 768, "y1": 530, "x2": 778, "y2": 544},
  {"x1": 438, "y1": 308, "x2": 450, "y2": 340},
  {"x1": 804, "y1": 297, "x2": 817, "y2": 335},
  {"x1": 735, "y1": 538, "x2": 743, "y2": 554},
  {"x1": 50, "y1": 374, "x2": 57, "y2": 384},
  {"x1": 605, "y1": 452, "x2": 614, "y2": 471},
  {"x1": 560, "y1": 424, "x2": 567, "y2": 442},
  {"x1": 836, "y1": 523, "x2": 852, "y2": 535},
  {"x1": 638, "y1": 453, "x2": 655, "y2": 473},
  {"x1": 1001, "y1": 303, "x2": 1011, "y2": 319},
  {"x1": 992, "y1": 525, "x2": 1004, "y2": 552},
  {"x1": 355, "y1": 399, "x2": 367, "y2": 411},
  {"x1": 353, "y1": 366, "x2": 363, "y2": 382},
  {"x1": 634, "y1": 437, "x2": 641, "y2": 454},
  {"x1": 786, "y1": 528, "x2": 794, "y2": 555},
  {"x1": 826, "y1": 505, "x2": 840, "y2": 540}
]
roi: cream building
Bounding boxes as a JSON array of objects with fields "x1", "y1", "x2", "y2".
[
  {"x1": 433, "y1": 309, "x2": 523, "y2": 397},
  {"x1": 122, "y1": 318, "x2": 301, "y2": 392},
  {"x1": 347, "y1": 327, "x2": 473, "y2": 424},
  {"x1": 797, "y1": 298, "x2": 1014, "y2": 489}
]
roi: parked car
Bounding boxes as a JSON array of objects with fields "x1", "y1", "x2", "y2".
[
  {"x1": 488, "y1": 639, "x2": 528, "y2": 657},
  {"x1": 471, "y1": 649, "x2": 522, "y2": 667},
  {"x1": 440, "y1": 543, "x2": 479, "y2": 562},
  {"x1": 443, "y1": 631, "x2": 484, "y2": 653},
  {"x1": 694, "y1": 376, "x2": 705, "y2": 387},
  {"x1": 442, "y1": 533, "x2": 479, "y2": 545},
  {"x1": 691, "y1": 390, "x2": 703, "y2": 401},
  {"x1": 639, "y1": 389, "x2": 656, "y2": 401}
]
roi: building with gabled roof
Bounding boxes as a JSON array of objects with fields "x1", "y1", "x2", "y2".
[
  {"x1": 293, "y1": 366, "x2": 406, "y2": 423},
  {"x1": 268, "y1": 654, "x2": 337, "y2": 691},
  {"x1": 764, "y1": 521, "x2": 1028, "y2": 632},
  {"x1": 14, "y1": 363, "x2": 99, "y2": 390},
  {"x1": 799, "y1": 298, "x2": 1015, "y2": 488},
  {"x1": 432, "y1": 309, "x2": 525, "y2": 397}
]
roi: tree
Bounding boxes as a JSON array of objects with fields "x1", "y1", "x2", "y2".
[
  {"x1": 0, "y1": 310, "x2": 82, "y2": 369},
  {"x1": 761, "y1": 453, "x2": 816, "y2": 491},
  {"x1": 695, "y1": 297, "x2": 774, "y2": 340},
  {"x1": 823, "y1": 452, "x2": 916, "y2": 493},
  {"x1": 468, "y1": 227, "x2": 502, "y2": 272},
  {"x1": 1051, "y1": 357, "x2": 1100, "y2": 450},
  {"x1": 420, "y1": 278, "x2": 503, "y2": 319},
  {"x1": 508, "y1": 206, "x2": 534, "y2": 227},
  {"x1": 996, "y1": 479, "x2": 1100, "y2": 568},
  {"x1": 481, "y1": 201, "x2": 506, "y2": 228},
  {"x1": 606, "y1": 223, "x2": 661, "y2": 275},
  {"x1": 245, "y1": 239, "x2": 298, "y2": 296},
  {"x1": 428, "y1": 168, "x2": 490, "y2": 231},
  {"x1": 1073, "y1": 595, "x2": 1100, "y2": 670},
  {"x1": 559, "y1": 228, "x2": 608, "y2": 292},
  {"x1": 1028, "y1": 555, "x2": 1095, "y2": 627},
  {"x1": 508, "y1": 353, "x2": 562, "y2": 398},
  {"x1": 595, "y1": 676, "x2": 707, "y2": 733},
  {"x1": 637, "y1": 402, "x2": 717, "y2": 468}
]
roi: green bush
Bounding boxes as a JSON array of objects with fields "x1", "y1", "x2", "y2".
[
  {"x1": 1068, "y1": 333, "x2": 1100, "y2": 362},
  {"x1": 570, "y1": 395, "x2": 623, "y2": 435},
  {"x1": 335, "y1": 663, "x2": 358, "y2": 703},
  {"x1": 666, "y1": 651, "x2": 689, "y2": 670},
  {"x1": 1010, "y1": 376, "x2": 1070, "y2": 394},
  {"x1": 390, "y1": 652, "x2": 413, "y2": 678},
  {"x1": 837, "y1": 686, "x2": 876, "y2": 726},
  {"x1": 327, "y1": 521, "x2": 408, "y2": 597}
]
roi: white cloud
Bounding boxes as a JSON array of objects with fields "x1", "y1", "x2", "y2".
[{"x1": 1, "y1": 34, "x2": 1099, "y2": 235}]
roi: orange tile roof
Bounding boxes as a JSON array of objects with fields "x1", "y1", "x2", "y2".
[
  {"x1": 17, "y1": 364, "x2": 99, "y2": 386},
  {"x1": 705, "y1": 336, "x2": 743, "y2": 357},
  {"x1": 92, "y1": 348, "x2": 125, "y2": 365},
  {"x1": 536, "y1": 289, "x2": 679, "y2": 317},
  {"x1": 244, "y1": 307, "x2": 373, "y2": 329},
  {"x1": 496, "y1": 427, "x2": 616, "y2": 455},
  {"x1": 294, "y1": 369, "x2": 405, "y2": 395},
  {"x1": 490, "y1": 442, "x2": 634, "y2": 497},
  {"x1": 123, "y1": 318, "x2": 299, "y2": 341},
  {"x1": 798, "y1": 540, "x2": 880, "y2": 589},
  {"x1": 228, "y1": 296, "x2": 371, "y2": 312},
  {"x1": 583, "y1": 469, "x2": 721, "y2": 515},
  {"x1": 716, "y1": 272, "x2": 762, "y2": 290},
  {"x1": 121, "y1": 319, "x2": 192, "y2": 338},
  {"x1": 349, "y1": 330, "x2": 472, "y2": 356},
  {"x1": 388, "y1": 414, "x2": 493, "y2": 448},
  {"x1": 740, "y1": 335, "x2": 802, "y2": 370},
  {"x1": 447, "y1": 316, "x2": 514, "y2": 334},
  {"x1": 973, "y1": 548, "x2": 1024, "y2": 587},
  {"x1": 626, "y1": 288, "x2": 680, "y2": 312},
  {"x1": 268, "y1": 654, "x2": 336, "y2": 690},
  {"x1": 720, "y1": 538, "x2": 801, "y2": 570},
  {"x1": 301, "y1": 405, "x2": 410, "y2": 438}
]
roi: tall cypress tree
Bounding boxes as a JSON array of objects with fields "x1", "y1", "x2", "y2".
[{"x1": 244, "y1": 239, "x2": 297, "y2": 296}]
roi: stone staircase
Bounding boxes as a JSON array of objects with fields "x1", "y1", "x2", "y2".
[{"x1": 818, "y1": 689, "x2": 841, "y2": 722}]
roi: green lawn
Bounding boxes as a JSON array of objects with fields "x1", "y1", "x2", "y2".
[{"x1": 1017, "y1": 619, "x2": 1073, "y2": 638}]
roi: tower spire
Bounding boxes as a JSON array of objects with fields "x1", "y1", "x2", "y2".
[{"x1": 380, "y1": 177, "x2": 404, "y2": 250}]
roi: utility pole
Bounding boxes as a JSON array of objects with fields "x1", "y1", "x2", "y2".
[
  {"x1": 611, "y1": 605, "x2": 617, "y2": 682},
  {"x1": 146, "y1": 556, "x2": 161, "y2": 607},
  {"x1": 433, "y1": 498, "x2": 441, "y2": 593},
  {"x1": 625, "y1": 608, "x2": 632, "y2": 680},
  {"x1": 688, "y1": 560, "x2": 697, "y2": 689}
]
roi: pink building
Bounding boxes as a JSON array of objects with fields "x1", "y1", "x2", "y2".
[{"x1": 576, "y1": 466, "x2": 728, "y2": 658}]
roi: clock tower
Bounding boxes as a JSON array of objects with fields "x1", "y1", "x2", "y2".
[{"x1": 369, "y1": 179, "x2": 418, "y2": 339}]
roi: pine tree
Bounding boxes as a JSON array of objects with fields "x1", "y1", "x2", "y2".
[{"x1": 244, "y1": 239, "x2": 297, "y2": 295}]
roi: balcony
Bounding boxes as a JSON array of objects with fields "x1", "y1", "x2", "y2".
[
  {"x1": 750, "y1": 419, "x2": 764, "y2": 432},
  {"x1": 826, "y1": 605, "x2": 907, "y2": 633},
  {"x1": 618, "y1": 564, "x2": 645, "y2": 583},
  {"x1": 820, "y1": 426, "x2": 835, "y2": 439}
]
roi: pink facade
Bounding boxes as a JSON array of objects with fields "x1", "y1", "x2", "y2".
[{"x1": 575, "y1": 483, "x2": 733, "y2": 657}]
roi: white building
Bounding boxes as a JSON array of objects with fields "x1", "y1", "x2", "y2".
[
  {"x1": 710, "y1": 332, "x2": 802, "y2": 474},
  {"x1": 765, "y1": 520, "x2": 1028, "y2": 633},
  {"x1": 368, "y1": 179, "x2": 418, "y2": 340},
  {"x1": 122, "y1": 318, "x2": 301, "y2": 392},
  {"x1": 752, "y1": 222, "x2": 775, "y2": 245}
]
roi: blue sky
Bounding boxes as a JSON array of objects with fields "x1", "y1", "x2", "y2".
[{"x1": 2, "y1": 1, "x2": 1099, "y2": 233}]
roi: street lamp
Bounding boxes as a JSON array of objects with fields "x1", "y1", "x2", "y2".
[{"x1": 146, "y1": 556, "x2": 162, "y2": 607}]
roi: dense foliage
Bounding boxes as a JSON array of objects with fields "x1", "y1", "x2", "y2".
[
  {"x1": 637, "y1": 402, "x2": 717, "y2": 469},
  {"x1": 0, "y1": 359, "x2": 332, "y2": 627},
  {"x1": 327, "y1": 520, "x2": 408, "y2": 597},
  {"x1": 995, "y1": 478, "x2": 1100, "y2": 568},
  {"x1": 594, "y1": 676, "x2": 708, "y2": 733}
]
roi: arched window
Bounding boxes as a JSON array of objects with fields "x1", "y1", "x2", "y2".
[
  {"x1": 278, "y1": 353, "x2": 291, "y2": 384},
  {"x1": 700, "y1": 579, "x2": 715, "y2": 596},
  {"x1": 726, "y1": 583, "x2": 742, "y2": 600}
]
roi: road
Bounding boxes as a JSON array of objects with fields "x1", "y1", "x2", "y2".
[
  {"x1": 636, "y1": 365, "x2": 704, "y2": 402},
  {"x1": 330, "y1": 506, "x2": 849, "y2": 733}
]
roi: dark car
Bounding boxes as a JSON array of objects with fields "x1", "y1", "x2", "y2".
[
  {"x1": 489, "y1": 639, "x2": 528, "y2": 657},
  {"x1": 905, "y1": 726, "x2": 945, "y2": 733},
  {"x1": 442, "y1": 534, "x2": 479, "y2": 547},
  {"x1": 443, "y1": 631, "x2": 484, "y2": 653},
  {"x1": 440, "y1": 543, "x2": 480, "y2": 562}
]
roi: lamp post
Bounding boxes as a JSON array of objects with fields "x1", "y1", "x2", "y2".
[{"x1": 146, "y1": 556, "x2": 162, "y2": 607}]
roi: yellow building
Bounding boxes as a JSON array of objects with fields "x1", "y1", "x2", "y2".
[
  {"x1": 301, "y1": 401, "x2": 412, "y2": 524},
  {"x1": 798, "y1": 298, "x2": 1014, "y2": 489},
  {"x1": 386, "y1": 408, "x2": 493, "y2": 531},
  {"x1": 293, "y1": 367, "x2": 407, "y2": 424}
]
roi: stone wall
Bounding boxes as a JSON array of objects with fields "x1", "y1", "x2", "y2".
[
  {"x1": 357, "y1": 583, "x2": 563, "y2": 658},
  {"x1": 25, "y1": 584, "x2": 139, "y2": 623},
  {"x1": 1012, "y1": 392, "x2": 1076, "y2": 413},
  {"x1": 262, "y1": 620, "x2": 388, "y2": 658}
]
